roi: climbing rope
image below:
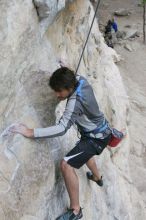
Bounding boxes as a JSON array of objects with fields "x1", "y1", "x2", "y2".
[{"x1": 75, "y1": 0, "x2": 101, "y2": 75}]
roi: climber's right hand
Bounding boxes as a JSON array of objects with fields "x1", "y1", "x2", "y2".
[{"x1": 9, "y1": 123, "x2": 34, "y2": 138}]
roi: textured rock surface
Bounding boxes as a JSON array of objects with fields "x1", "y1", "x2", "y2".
[
  {"x1": 0, "y1": 0, "x2": 146, "y2": 219},
  {"x1": 33, "y1": 0, "x2": 66, "y2": 19}
]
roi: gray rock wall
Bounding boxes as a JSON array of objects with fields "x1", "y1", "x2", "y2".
[
  {"x1": 33, "y1": 0, "x2": 66, "y2": 19},
  {"x1": 0, "y1": 0, "x2": 145, "y2": 219}
]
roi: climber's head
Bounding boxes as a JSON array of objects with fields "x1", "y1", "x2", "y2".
[{"x1": 49, "y1": 67, "x2": 78, "y2": 100}]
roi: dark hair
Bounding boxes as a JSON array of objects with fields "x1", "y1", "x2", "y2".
[
  {"x1": 49, "y1": 67, "x2": 77, "y2": 91},
  {"x1": 107, "y1": 20, "x2": 112, "y2": 26}
]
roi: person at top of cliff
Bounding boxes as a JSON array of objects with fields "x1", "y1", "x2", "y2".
[
  {"x1": 105, "y1": 19, "x2": 118, "y2": 34},
  {"x1": 111, "y1": 18, "x2": 118, "y2": 33},
  {"x1": 9, "y1": 66, "x2": 125, "y2": 220},
  {"x1": 104, "y1": 20, "x2": 114, "y2": 48},
  {"x1": 105, "y1": 20, "x2": 112, "y2": 35}
]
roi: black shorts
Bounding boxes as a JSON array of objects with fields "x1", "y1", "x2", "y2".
[{"x1": 64, "y1": 134, "x2": 111, "y2": 169}]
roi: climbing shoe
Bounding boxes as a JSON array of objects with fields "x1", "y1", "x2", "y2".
[
  {"x1": 86, "y1": 171, "x2": 103, "y2": 187},
  {"x1": 56, "y1": 207, "x2": 83, "y2": 220}
]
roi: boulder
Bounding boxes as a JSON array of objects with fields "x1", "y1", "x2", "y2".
[
  {"x1": 116, "y1": 30, "x2": 126, "y2": 39},
  {"x1": 125, "y1": 24, "x2": 132, "y2": 28},
  {"x1": 114, "y1": 8, "x2": 131, "y2": 16},
  {"x1": 124, "y1": 43, "x2": 133, "y2": 52},
  {"x1": 125, "y1": 30, "x2": 140, "y2": 39}
]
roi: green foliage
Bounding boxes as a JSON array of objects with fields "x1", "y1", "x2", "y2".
[{"x1": 141, "y1": 0, "x2": 146, "y2": 4}]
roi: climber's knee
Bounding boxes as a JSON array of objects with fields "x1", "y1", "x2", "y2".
[{"x1": 60, "y1": 159, "x2": 71, "y2": 173}]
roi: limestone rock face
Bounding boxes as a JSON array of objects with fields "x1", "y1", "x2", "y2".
[
  {"x1": 0, "y1": 0, "x2": 145, "y2": 220},
  {"x1": 33, "y1": 0, "x2": 66, "y2": 19}
]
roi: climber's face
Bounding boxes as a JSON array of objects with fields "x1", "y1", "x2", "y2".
[{"x1": 55, "y1": 88, "x2": 73, "y2": 100}]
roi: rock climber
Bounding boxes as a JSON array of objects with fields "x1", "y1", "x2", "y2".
[{"x1": 9, "y1": 67, "x2": 124, "y2": 220}]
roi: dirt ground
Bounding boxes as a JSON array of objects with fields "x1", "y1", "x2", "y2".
[{"x1": 97, "y1": 0, "x2": 146, "y2": 206}]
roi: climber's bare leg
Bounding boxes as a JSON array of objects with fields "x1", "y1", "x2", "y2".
[
  {"x1": 86, "y1": 156, "x2": 101, "y2": 181},
  {"x1": 60, "y1": 159, "x2": 80, "y2": 215}
]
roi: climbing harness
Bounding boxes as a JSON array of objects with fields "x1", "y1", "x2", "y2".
[{"x1": 75, "y1": 0, "x2": 101, "y2": 75}]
